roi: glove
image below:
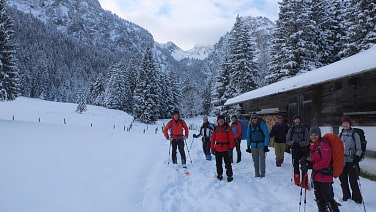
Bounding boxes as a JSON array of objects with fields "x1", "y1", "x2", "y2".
[
  {"x1": 167, "y1": 137, "x2": 173, "y2": 141},
  {"x1": 264, "y1": 146, "x2": 270, "y2": 152},
  {"x1": 353, "y1": 155, "x2": 361, "y2": 163},
  {"x1": 211, "y1": 149, "x2": 216, "y2": 155},
  {"x1": 183, "y1": 136, "x2": 188, "y2": 140},
  {"x1": 292, "y1": 142, "x2": 300, "y2": 150},
  {"x1": 193, "y1": 134, "x2": 198, "y2": 138},
  {"x1": 246, "y1": 147, "x2": 252, "y2": 153}
]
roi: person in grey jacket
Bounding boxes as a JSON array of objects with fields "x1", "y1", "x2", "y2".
[
  {"x1": 339, "y1": 116, "x2": 363, "y2": 204},
  {"x1": 286, "y1": 115, "x2": 310, "y2": 186}
]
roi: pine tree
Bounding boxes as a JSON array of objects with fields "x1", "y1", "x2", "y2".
[
  {"x1": 0, "y1": 0, "x2": 19, "y2": 101},
  {"x1": 201, "y1": 79, "x2": 213, "y2": 116},
  {"x1": 133, "y1": 47, "x2": 160, "y2": 123},
  {"x1": 104, "y1": 64, "x2": 131, "y2": 111},
  {"x1": 76, "y1": 92, "x2": 87, "y2": 113},
  {"x1": 340, "y1": 0, "x2": 376, "y2": 58},
  {"x1": 268, "y1": 0, "x2": 319, "y2": 83}
]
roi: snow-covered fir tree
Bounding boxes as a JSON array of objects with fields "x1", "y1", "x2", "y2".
[
  {"x1": 133, "y1": 47, "x2": 160, "y2": 123},
  {"x1": 0, "y1": 0, "x2": 19, "y2": 101},
  {"x1": 268, "y1": 0, "x2": 320, "y2": 83},
  {"x1": 201, "y1": 79, "x2": 213, "y2": 116},
  {"x1": 180, "y1": 75, "x2": 199, "y2": 118},
  {"x1": 76, "y1": 92, "x2": 87, "y2": 113},
  {"x1": 104, "y1": 63, "x2": 132, "y2": 112},
  {"x1": 89, "y1": 74, "x2": 105, "y2": 106},
  {"x1": 340, "y1": 0, "x2": 376, "y2": 58}
]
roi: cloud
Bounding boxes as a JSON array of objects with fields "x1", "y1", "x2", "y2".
[{"x1": 98, "y1": 0, "x2": 279, "y2": 50}]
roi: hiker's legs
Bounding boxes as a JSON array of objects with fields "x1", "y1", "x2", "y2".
[
  {"x1": 171, "y1": 140, "x2": 178, "y2": 164},
  {"x1": 215, "y1": 151, "x2": 224, "y2": 177},
  {"x1": 339, "y1": 163, "x2": 351, "y2": 201},
  {"x1": 252, "y1": 147, "x2": 261, "y2": 177},
  {"x1": 177, "y1": 139, "x2": 186, "y2": 164},
  {"x1": 348, "y1": 162, "x2": 362, "y2": 203}
]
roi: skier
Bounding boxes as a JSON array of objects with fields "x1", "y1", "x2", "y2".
[
  {"x1": 230, "y1": 115, "x2": 243, "y2": 163},
  {"x1": 286, "y1": 115, "x2": 310, "y2": 186},
  {"x1": 246, "y1": 113, "x2": 270, "y2": 178},
  {"x1": 269, "y1": 115, "x2": 289, "y2": 167},
  {"x1": 210, "y1": 115, "x2": 235, "y2": 182},
  {"x1": 339, "y1": 116, "x2": 363, "y2": 204},
  {"x1": 163, "y1": 110, "x2": 189, "y2": 167},
  {"x1": 193, "y1": 117, "x2": 215, "y2": 160},
  {"x1": 303, "y1": 127, "x2": 340, "y2": 212}
]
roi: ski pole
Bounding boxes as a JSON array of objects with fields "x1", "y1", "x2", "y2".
[
  {"x1": 168, "y1": 141, "x2": 172, "y2": 165},
  {"x1": 184, "y1": 138, "x2": 193, "y2": 164},
  {"x1": 303, "y1": 188, "x2": 307, "y2": 212},
  {"x1": 355, "y1": 163, "x2": 367, "y2": 212},
  {"x1": 299, "y1": 185, "x2": 303, "y2": 212},
  {"x1": 189, "y1": 138, "x2": 195, "y2": 150}
]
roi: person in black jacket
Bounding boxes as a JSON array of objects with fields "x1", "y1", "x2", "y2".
[
  {"x1": 286, "y1": 115, "x2": 310, "y2": 186},
  {"x1": 270, "y1": 115, "x2": 289, "y2": 167},
  {"x1": 193, "y1": 117, "x2": 215, "y2": 160}
]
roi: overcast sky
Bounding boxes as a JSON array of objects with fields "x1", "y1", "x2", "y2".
[{"x1": 97, "y1": 0, "x2": 280, "y2": 51}]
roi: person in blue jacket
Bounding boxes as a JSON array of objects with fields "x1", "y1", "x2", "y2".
[{"x1": 246, "y1": 113, "x2": 270, "y2": 178}]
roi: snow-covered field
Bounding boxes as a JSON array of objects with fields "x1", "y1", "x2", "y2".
[{"x1": 0, "y1": 97, "x2": 375, "y2": 212}]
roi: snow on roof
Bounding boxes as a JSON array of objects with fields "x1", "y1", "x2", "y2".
[{"x1": 225, "y1": 45, "x2": 376, "y2": 106}]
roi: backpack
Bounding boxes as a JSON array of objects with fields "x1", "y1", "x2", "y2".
[
  {"x1": 317, "y1": 133, "x2": 344, "y2": 178},
  {"x1": 340, "y1": 128, "x2": 367, "y2": 161},
  {"x1": 238, "y1": 120, "x2": 249, "y2": 140}
]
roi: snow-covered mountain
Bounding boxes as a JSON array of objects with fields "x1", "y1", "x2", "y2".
[{"x1": 8, "y1": 0, "x2": 154, "y2": 56}]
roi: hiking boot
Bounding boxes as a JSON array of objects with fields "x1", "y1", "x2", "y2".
[
  {"x1": 182, "y1": 164, "x2": 187, "y2": 168},
  {"x1": 217, "y1": 175, "x2": 223, "y2": 180},
  {"x1": 227, "y1": 177, "x2": 233, "y2": 182}
]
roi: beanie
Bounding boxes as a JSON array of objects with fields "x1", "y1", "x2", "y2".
[
  {"x1": 231, "y1": 115, "x2": 237, "y2": 119},
  {"x1": 309, "y1": 127, "x2": 321, "y2": 137},
  {"x1": 217, "y1": 115, "x2": 225, "y2": 120},
  {"x1": 342, "y1": 116, "x2": 352, "y2": 125},
  {"x1": 250, "y1": 112, "x2": 258, "y2": 119}
]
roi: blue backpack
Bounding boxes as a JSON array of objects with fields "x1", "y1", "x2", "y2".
[{"x1": 238, "y1": 120, "x2": 249, "y2": 140}]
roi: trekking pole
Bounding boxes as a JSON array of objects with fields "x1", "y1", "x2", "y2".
[
  {"x1": 189, "y1": 138, "x2": 195, "y2": 150},
  {"x1": 184, "y1": 138, "x2": 193, "y2": 164},
  {"x1": 355, "y1": 163, "x2": 367, "y2": 212},
  {"x1": 303, "y1": 188, "x2": 307, "y2": 212},
  {"x1": 298, "y1": 185, "x2": 303, "y2": 212},
  {"x1": 167, "y1": 141, "x2": 172, "y2": 165}
]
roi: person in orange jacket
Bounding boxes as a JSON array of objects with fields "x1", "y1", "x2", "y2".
[
  {"x1": 210, "y1": 115, "x2": 235, "y2": 182},
  {"x1": 163, "y1": 110, "x2": 189, "y2": 167}
]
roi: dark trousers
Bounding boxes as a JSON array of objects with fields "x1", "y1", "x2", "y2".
[
  {"x1": 229, "y1": 138, "x2": 241, "y2": 162},
  {"x1": 339, "y1": 162, "x2": 362, "y2": 202},
  {"x1": 313, "y1": 181, "x2": 339, "y2": 212},
  {"x1": 292, "y1": 146, "x2": 309, "y2": 174},
  {"x1": 171, "y1": 139, "x2": 186, "y2": 164},
  {"x1": 202, "y1": 136, "x2": 211, "y2": 155},
  {"x1": 215, "y1": 151, "x2": 233, "y2": 177}
]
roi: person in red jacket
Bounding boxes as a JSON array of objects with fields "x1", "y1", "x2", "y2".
[
  {"x1": 211, "y1": 115, "x2": 235, "y2": 182},
  {"x1": 163, "y1": 110, "x2": 189, "y2": 167},
  {"x1": 304, "y1": 127, "x2": 339, "y2": 212}
]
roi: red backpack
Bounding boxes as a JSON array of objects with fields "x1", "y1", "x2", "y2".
[{"x1": 319, "y1": 133, "x2": 344, "y2": 178}]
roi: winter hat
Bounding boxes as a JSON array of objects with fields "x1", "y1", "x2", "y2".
[
  {"x1": 250, "y1": 112, "x2": 258, "y2": 119},
  {"x1": 203, "y1": 116, "x2": 208, "y2": 121},
  {"x1": 309, "y1": 127, "x2": 321, "y2": 137},
  {"x1": 217, "y1": 115, "x2": 225, "y2": 120},
  {"x1": 231, "y1": 115, "x2": 237, "y2": 119},
  {"x1": 172, "y1": 110, "x2": 180, "y2": 115},
  {"x1": 342, "y1": 116, "x2": 352, "y2": 125},
  {"x1": 293, "y1": 115, "x2": 302, "y2": 121}
]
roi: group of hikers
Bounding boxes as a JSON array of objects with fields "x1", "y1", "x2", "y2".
[{"x1": 163, "y1": 110, "x2": 365, "y2": 212}]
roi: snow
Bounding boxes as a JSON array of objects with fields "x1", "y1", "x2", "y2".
[
  {"x1": 225, "y1": 45, "x2": 376, "y2": 106},
  {"x1": 1, "y1": 97, "x2": 376, "y2": 212},
  {"x1": 171, "y1": 45, "x2": 213, "y2": 61}
]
